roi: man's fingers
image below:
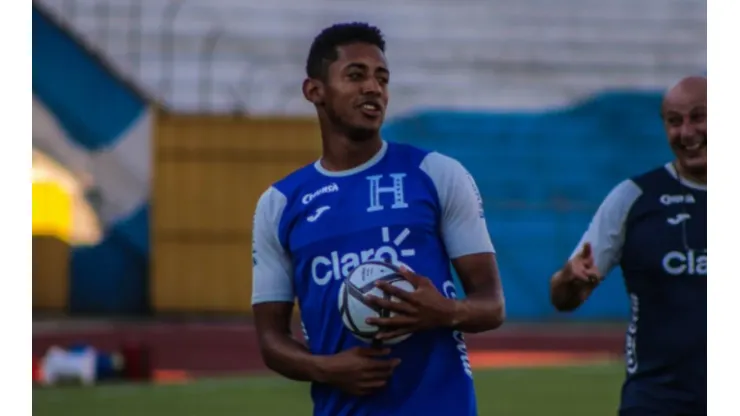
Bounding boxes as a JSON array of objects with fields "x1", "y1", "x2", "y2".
[
  {"x1": 362, "y1": 359, "x2": 400, "y2": 382},
  {"x1": 374, "y1": 281, "x2": 416, "y2": 302},
  {"x1": 365, "y1": 295, "x2": 417, "y2": 315},
  {"x1": 355, "y1": 347, "x2": 391, "y2": 357},
  {"x1": 584, "y1": 264, "x2": 601, "y2": 282},
  {"x1": 397, "y1": 267, "x2": 422, "y2": 284},
  {"x1": 581, "y1": 256, "x2": 594, "y2": 269},
  {"x1": 354, "y1": 379, "x2": 388, "y2": 395},
  {"x1": 570, "y1": 265, "x2": 601, "y2": 285},
  {"x1": 366, "y1": 315, "x2": 417, "y2": 328},
  {"x1": 364, "y1": 368, "x2": 395, "y2": 382},
  {"x1": 580, "y1": 242, "x2": 592, "y2": 259},
  {"x1": 361, "y1": 379, "x2": 388, "y2": 388},
  {"x1": 366, "y1": 358, "x2": 401, "y2": 371},
  {"x1": 376, "y1": 329, "x2": 413, "y2": 340}
]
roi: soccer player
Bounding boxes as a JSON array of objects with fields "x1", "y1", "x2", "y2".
[
  {"x1": 251, "y1": 22, "x2": 505, "y2": 416},
  {"x1": 549, "y1": 76, "x2": 706, "y2": 416}
]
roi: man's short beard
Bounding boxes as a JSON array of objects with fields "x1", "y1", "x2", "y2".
[
  {"x1": 345, "y1": 127, "x2": 376, "y2": 142},
  {"x1": 324, "y1": 106, "x2": 377, "y2": 142}
]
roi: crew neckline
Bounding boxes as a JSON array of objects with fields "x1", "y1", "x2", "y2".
[
  {"x1": 313, "y1": 140, "x2": 388, "y2": 177},
  {"x1": 664, "y1": 162, "x2": 707, "y2": 191}
]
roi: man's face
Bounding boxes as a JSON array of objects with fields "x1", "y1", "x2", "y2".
[
  {"x1": 662, "y1": 81, "x2": 707, "y2": 175},
  {"x1": 321, "y1": 43, "x2": 390, "y2": 139}
]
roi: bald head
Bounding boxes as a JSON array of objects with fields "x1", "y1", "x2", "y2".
[
  {"x1": 663, "y1": 76, "x2": 706, "y2": 111},
  {"x1": 661, "y1": 75, "x2": 706, "y2": 181}
]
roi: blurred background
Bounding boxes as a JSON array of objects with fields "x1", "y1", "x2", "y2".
[{"x1": 32, "y1": 0, "x2": 706, "y2": 414}]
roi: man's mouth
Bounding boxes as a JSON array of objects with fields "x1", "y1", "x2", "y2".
[
  {"x1": 678, "y1": 138, "x2": 706, "y2": 152},
  {"x1": 359, "y1": 102, "x2": 382, "y2": 117}
]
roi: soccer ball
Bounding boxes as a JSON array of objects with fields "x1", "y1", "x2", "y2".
[{"x1": 338, "y1": 261, "x2": 415, "y2": 345}]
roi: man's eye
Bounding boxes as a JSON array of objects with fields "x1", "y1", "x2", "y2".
[
  {"x1": 691, "y1": 113, "x2": 706, "y2": 123},
  {"x1": 667, "y1": 117, "x2": 682, "y2": 126}
]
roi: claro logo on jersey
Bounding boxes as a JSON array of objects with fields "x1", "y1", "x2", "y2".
[
  {"x1": 662, "y1": 249, "x2": 707, "y2": 276},
  {"x1": 302, "y1": 183, "x2": 339, "y2": 205},
  {"x1": 311, "y1": 227, "x2": 416, "y2": 285}
]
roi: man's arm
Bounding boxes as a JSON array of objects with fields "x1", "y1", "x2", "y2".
[
  {"x1": 550, "y1": 179, "x2": 641, "y2": 311},
  {"x1": 421, "y1": 153, "x2": 505, "y2": 333},
  {"x1": 251, "y1": 187, "x2": 326, "y2": 382},
  {"x1": 252, "y1": 303, "x2": 326, "y2": 382},
  {"x1": 450, "y1": 253, "x2": 505, "y2": 333}
]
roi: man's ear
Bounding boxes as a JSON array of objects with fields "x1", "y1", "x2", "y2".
[{"x1": 302, "y1": 78, "x2": 324, "y2": 106}]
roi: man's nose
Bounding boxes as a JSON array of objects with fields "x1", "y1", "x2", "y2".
[
  {"x1": 361, "y1": 78, "x2": 382, "y2": 95},
  {"x1": 680, "y1": 121, "x2": 697, "y2": 138}
]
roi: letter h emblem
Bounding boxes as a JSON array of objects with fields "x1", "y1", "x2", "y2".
[{"x1": 366, "y1": 173, "x2": 408, "y2": 212}]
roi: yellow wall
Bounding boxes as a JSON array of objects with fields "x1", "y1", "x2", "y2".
[
  {"x1": 152, "y1": 113, "x2": 321, "y2": 313},
  {"x1": 33, "y1": 235, "x2": 70, "y2": 310}
]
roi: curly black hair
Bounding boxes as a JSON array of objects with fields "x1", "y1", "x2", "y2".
[{"x1": 305, "y1": 22, "x2": 386, "y2": 79}]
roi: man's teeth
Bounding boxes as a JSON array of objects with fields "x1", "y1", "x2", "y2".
[
  {"x1": 362, "y1": 104, "x2": 378, "y2": 111},
  {"x1": 683, "y1": 143, "x2": 702, "y2": 151}
]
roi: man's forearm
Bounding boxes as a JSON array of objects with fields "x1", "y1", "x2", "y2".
[
  {"x1": 449, "y1": 294, "x2": 505, "y2": 333},
  {"x1": 260, "y1": 332, "x2": 327, "y2": 383}
]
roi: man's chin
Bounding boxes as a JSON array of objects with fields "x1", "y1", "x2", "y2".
[
  {"x1": 346, "y1": 125, "x2": 380, "y2": 142},
  {"x1": 678, "y1": 157, "x2": 707, "y2": 177}
]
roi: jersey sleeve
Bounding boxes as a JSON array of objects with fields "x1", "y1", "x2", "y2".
[
  {"x1": 420, "y1": 152, "x2": 495, "y2": 259},
  {"x1": 251, "y1": 186, "x2": 294, "y2": 305},
  {"x1": 570, "y1": 179, "x2": 642, "y2": 277}
]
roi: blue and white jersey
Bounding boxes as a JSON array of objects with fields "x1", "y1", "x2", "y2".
[
  {"x1": 252, "y1": 141, "x2": 495, "y2": 416},
  {"x1": 572, "y1": 163, "x2": 706, "y2": 415}
]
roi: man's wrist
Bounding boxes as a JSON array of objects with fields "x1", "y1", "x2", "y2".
[
  {"x1": 444, "y1": 298, "x2": 465, "y2": 329},
  {"x1": 309, "y1": 355, "x2": 331, "y2": 384},
  {"x1": 441, "y1": 294, "x2": 505, "y2": 332}
]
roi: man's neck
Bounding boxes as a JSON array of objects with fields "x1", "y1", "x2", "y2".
[
  {"x1": 675, "y1": 161, "x2": 707, "y2": 184},
  {"x1": 320, "y1": 133, "x2": 383, "y2": 172}
]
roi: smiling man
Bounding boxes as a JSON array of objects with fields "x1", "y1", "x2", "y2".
[
  {"x1": 250, "y1": 22, "x2": 505, "y2": 416},
  {"x1": 549, "y1": 76, "x2": 707, "y2": 416}
]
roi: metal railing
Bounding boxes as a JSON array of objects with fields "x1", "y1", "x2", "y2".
[
  {"x1": 36, "y1": 0, "x2": 706, "y2": 115},
  {"x1": 37, "y1": 0, "x2": 284, "y2": 114}
]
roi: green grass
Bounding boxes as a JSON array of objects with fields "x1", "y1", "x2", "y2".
[{"x1": 33, "y1": 363, "x2": 623, "y2": 416}]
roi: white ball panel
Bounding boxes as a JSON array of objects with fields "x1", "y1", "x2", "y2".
[
  {"x1": 347, "y1": 263, "x2": 398, "y2": 288},
  {"x1": 337, "y1": 261, "x2": 417, "y2": 345},
  {"x1": 345, "y1": 295, "x2": 381, "y2": 334}
]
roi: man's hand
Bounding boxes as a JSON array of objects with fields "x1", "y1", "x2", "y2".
[
  {"x1": 550, "y1": 243, "x2": 602, "y2": 312},
  {"x1": 317, "y1": 347, "x2": 401, "y2": 396},
  {"x1": 364, "y1": 267, "x2": 455, "y2": 341},
  {"x1": 561, "y1": 243, "x2": 601, "y2": 287}
]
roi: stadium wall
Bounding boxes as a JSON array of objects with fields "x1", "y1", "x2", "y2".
[
  {"x1": 152, "y1": 114, "x2": 320, "y2": 313},
  {"x1": 32, "y1": 3, "x2": 675, "y2": 321}
]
